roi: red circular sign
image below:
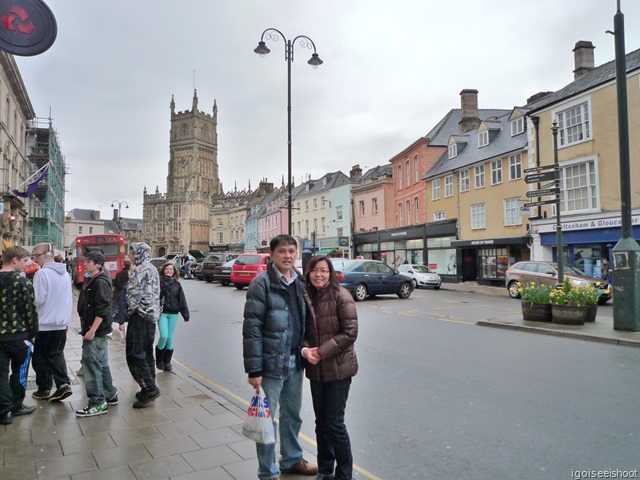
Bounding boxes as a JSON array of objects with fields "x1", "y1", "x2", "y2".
[{"x1": 0, "y1": 0, "x2": 57, "y2": 56}]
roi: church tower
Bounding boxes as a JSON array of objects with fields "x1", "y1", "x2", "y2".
[{"x1": 142, "y1": 91, "x2": 222, "y2": 256}]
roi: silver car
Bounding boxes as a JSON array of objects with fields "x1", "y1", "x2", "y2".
[{"x1": 398, "y1": 264, "x2": 442, "y2": 289}]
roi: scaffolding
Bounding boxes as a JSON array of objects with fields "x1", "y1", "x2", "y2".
[{"x1": 25, "y1": 118, "x2": 66, "y2": 249}]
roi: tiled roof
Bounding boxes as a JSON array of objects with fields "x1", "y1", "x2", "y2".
[
  {"x1": 424, "y1": 108, "x2": 512, "y2": 146},
  {"x1": 68, "y1": 208, "x2": 100, "y2": 221}
]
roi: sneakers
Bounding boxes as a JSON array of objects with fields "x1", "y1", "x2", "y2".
[
  {"x1": 132, "y1": 386, "x2": 160, "y2": 408},
  {"x1": 76, "y1": 402, "x2": 108, "y2": 417},
  {"x1": 106, "y1": 395, "x2": 119, "y2": 406},
  {"x1": 32, "y1": 389, "x2": 52, "y2": 400},
  {"x1": 48, "y1": 384, "x2": 72, "y2": 402},
  {"x1": 280, "y1": 458, "x2": 319, "y2": 475},
  {"x1": 0, "y1": 412, "x2": 12, "y2": 425},
  {"x1": 13, "y1": 404, "x2": 37, "y2": 416}
]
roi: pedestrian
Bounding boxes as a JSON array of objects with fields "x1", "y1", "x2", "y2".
[
  {"x1": 302, "y1": 255, "x2": 358, "y2": 480},
  {"x1": 76, "y1": 251, "x2": 118, "y2": 417},
  {"x1": 0, "y1": 246, "x2": 38, "y2": 425},
  {"x1": 112, "y1": 258, "x2": 131, "y2": 324},
  {"x1": 31, "y1": 242, "x2": 73, "y2": 403},
  {"x1": 600, "y1": 257, "x2": 610, "y2": 282},
  {"x1": 156, "y1": 262, "x2": 189, "y2": 372},
  {"x1": 242, "y1": 234, "x2": 318, "y2": 480},
  {"x1": 125, "y1": 242, "x2": 161, "y2": 408}
]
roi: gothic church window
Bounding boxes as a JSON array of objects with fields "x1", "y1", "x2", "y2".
[{"x1": 181, "y1": 123, "x2": 188, "y2": 137}]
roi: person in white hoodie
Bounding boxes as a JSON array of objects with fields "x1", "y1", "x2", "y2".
[{"x1": 31, "y1": 242, "x2": 73, "y2": 402}]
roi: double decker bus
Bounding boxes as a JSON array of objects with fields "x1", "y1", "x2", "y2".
[{"x1": 71, "y1": 234, "x2": 126, "y2": 286}]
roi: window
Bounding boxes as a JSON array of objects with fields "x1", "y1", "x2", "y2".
[
  {"x1": 217, "y1": 232, "x2": 223, "y2": 244},
  {"x1": 359, "y1": 200, "x2": 365, "y2": 216},
  {"x1": 313, "y1": 198, "x2": 317, "y2": 209},
  {"x1": 459, "y1": 169, "x2": 470, "y2": 192},
  {"x1": 305, "y1": 220, "x2": 309, "y2": 235},
  {"x1": 406, "y1": 200, "x2": 411, "y2": 226},
  {"x1": 89, "y1": 227, "x2": 93, "y2": 234},
  {"x1": 444, "y1": 175, "x2": 453, "y2": 197},
  {"x1": 79, "y1": 226, "x2": 83, "y2": 234},
  {"x1": 398, "y1": 203, "x2": 403, "y2": 226},
  {"x1": 406, "y1": 160, "x2": 410, "y2": 187},
  {"x1": 414, "y1": 155, "x2": 420, "y2": 183},
  {"x1": 336, "y1": 205, "x2": 343, "y2": 220},
  {"x1": 398, "y1": 165, "x2": 403, "y2": 190},
  {"x1": 305, "y1": 200, "x2": 309, "y2": 212},
  {"x1": 448, "y1": 143, "x2": 457, "y2": 159},
  {"x1": 559, "y1": 160, "x2": 598, "y2": 213},
  {"x1": 434, "y1": 211, "x2": 446, "y2": 220},
  {"x1": 471, "y1": 204, "x2": 486, "y2": 230},
  {"x1": 491, "y1": 159, "x2": 503, "y2": 185},
  {"x1": 372, "y1": 197, "x2": 378, "y2": 215},
  {"x1": 313, "y1": 218, "x2": 318, "y2": 233},
  {"x1": 557, "y1": 101, "x2": 591, "y2": 147},
  {"x1": 478, "y1": 130, "x2": 489, "y2": 147},
  {"x1": 415, "y1": 197, "x2": 419, "y2": 223},
  {"x1": 217, "y1": 219, "x2": 223, "y2": 227},
  {"x1": 509, "y1": 154, "x2": 522, "y2": 180},
  {"x1": 504, "y1": 198, "x2": 523, "y2": 226},
  {"x1": 297, "y1": 221, "x2": 301, "y2": 234},
  {"x1": 432, "y1": 179, "x2": 441, "y2": 200},
  {"x1": 511, "y1": 117, "x2": 524, "y2": 136},
  {"x1": 475, "y1": 165, "x2": 485, "y2": 188},
  {"x1": 337, "y1": 227, "x2": 343, "y2": 237}
]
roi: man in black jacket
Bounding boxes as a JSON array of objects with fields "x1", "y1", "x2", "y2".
[
  {"x1": 76, "y1": 251, "x2": 118, "y2": 417},
  {"x1": 0, "y1": 246, "x2": 38, "y2": 425}
]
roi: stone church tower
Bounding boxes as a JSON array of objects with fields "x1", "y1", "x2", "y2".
[{"x1": 143, "y1": 91, "x2": 222, "y2": 256}]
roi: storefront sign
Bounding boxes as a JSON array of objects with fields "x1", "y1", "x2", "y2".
[
  {"x1": 390, "y1": 231, "x2": 408, "y2": 237},
  {"x1": 536, "y1": 215, "x2": 640, "y2": 234}
]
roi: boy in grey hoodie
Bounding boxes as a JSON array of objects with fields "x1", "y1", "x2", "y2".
[{"x1": 31, "y1": 242, "x2": 73, "y2": 402}]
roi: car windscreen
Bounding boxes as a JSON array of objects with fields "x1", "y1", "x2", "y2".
[
  {"x1": 236, "y1": 255, "x2": 264, "y2": 265},
  {"x1": 413, "y1": 265, "x2": 432, "y2": 273}
]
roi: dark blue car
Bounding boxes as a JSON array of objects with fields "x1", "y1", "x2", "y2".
[{"x1": 333, "y1": 259, "x2": 413, "y2": 301}]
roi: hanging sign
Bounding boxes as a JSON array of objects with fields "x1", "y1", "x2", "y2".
[{"x1": 0, "y1": 0, "x2": 57, "y2": 56}]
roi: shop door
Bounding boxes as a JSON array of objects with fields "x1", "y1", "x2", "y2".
[{"x1": 462, "y1": 249, "x2": 477, "y2": 281}]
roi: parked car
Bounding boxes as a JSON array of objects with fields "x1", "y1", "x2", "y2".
[
  {"x1": 231, "y1": 253, "x2": 271, "y2": 289},
  {"x1": 398, "y1": 264, "x2": 442, "y2": 289},
  {"x1": 169, "y1": 254, "x2": 198, "y2": 278},
  {"x1": 150, "y1": 257, "x2": 166, "y2": 272},
  {"x1": 201, "y1": 252, "x2": 238, "y2": 282},
  {"x1": 505, "y1": 261, "x2": 612, "y2": 305},
  {"x1": 212, "y1": 259, "x2": 236, "y2": 286},
  {"x1": 333, "y1": 259, "x2": 413, "y2": 301},
  {"x1": 163, "y1": 252, "x2": 181, "y2": 261}
]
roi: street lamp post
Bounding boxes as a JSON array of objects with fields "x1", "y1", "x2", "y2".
[
  {"x1": 254, "y1": 28, "x2": 323, "y2": 236},
  {"x1": 110, "y1": 200, "x2": 129, "y2": 228}
]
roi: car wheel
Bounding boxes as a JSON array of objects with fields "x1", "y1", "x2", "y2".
[
  {"x1": 354, "y1": 284, "x2": 368, "y2": 301},
  {"x1": 222, "y1": 281, "x2": 230, "y2": 286},
  {"x1": 412, "y1": 279, "x2": 418, "y2": 289},
  {"x1": 397, "y1": 282, "x2": 412, "y2": 299},
  {"x1": 234, "y1": 284, "x2": 245, "y2": 290},
  {"x1": 205, "y1": 276, "x2": 212, "y2": 283},
  {"x1": 508, "y1": 281, "x2": 521, "y2": 299},
  {"x1": 597, "y1": 297, "x2": 609, "y2": 305},
  {"x1": 434, "y1": 285, "x2": 441, "y2": 290}
]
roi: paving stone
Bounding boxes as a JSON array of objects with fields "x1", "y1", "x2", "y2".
[
  {"x1": 91, "y1": 443, "x2": 152, "y2": 470},
  {"x1": 122, "y1": 410, "x2": 171, "y2": 427},
  {"x1": 60, "y1": 431, "x2": 115, "y2": 455},
  {"x1": 4, "y1": 441, "x2": 63, "y2": 466},
  {"x1": 226, "y1": 439, "x2": 258, "y2": 460},
  {"x1": 143, "y1": 434, "x2": 201, "y2": 458},
  {"x1": 109, "y1": 425, "x2": 163, "y2": 446},
  {"x1": 171, "y1": 466, "x2": 235, "y2": 480},
  {"x1": 221, "y1": 457, "x2": 260, "y2": 480},
  {"x1": 129, "y1": 453, "x2": 193, "y2": 480},
  {"x1": 35, "y1": 451, "x2": 97, "y2": 479},
  {"x1": 0, "y1": 460, "x2": 37, "y2": 480},
  {"x1": 162, "y1": 405, "x2": 213, "y2": 422},
  {"x1": 155, "y1": 418, "x2": 209, "y2": 438},
  {"x1": 180, "y1": 445, "x2": 243, "y2": 471},
  {"x1": 32, "y1": 422, "x2": 83, "y2": 444},
  {"x1": 196, "y1": 412, "x2": 243, "y2": 431},
  {"x1": 188, "y1": 427, "x2": 245, "y2": 449},
  {"x1": 69, "y1": 463, "x2": 137, "y2": 480},
  {"x1": 76, "y1": 413, "x2": 130, "y2": 435},
  {"x1": 0, "y1": 425, "x2": 33, "y2": 447}
]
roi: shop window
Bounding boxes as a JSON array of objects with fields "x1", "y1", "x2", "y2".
[{"x1": 479, "y1": 247, "x2": 508, "y2": 279}]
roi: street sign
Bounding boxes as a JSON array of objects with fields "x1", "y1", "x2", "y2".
[
  {"x1": 523, "y1": 164, "x2": 559, "y2": 173},
  {"x1": 524, "y1": 171, "x2": 557, "y2": 184},
  {"x1": 523, "y1": 199, "x2": 558, "y2": 207},
  {"x1": 0, "y1": 0, "x2": 57, "y2": 56},
  {"x1": 525, "y1": 188, "x2": 560, "y2": 198}
]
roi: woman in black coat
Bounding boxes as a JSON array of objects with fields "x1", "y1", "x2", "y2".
[{"x1": 156, "y1": 263, "x2": 189, "y2": 371}]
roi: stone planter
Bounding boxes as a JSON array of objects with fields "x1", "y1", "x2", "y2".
[
  {"x1": 584, "y1": 304, "x2": 598, "y2": 323},
  {"x1": 551, "y1": 305, "x2": 587, "y2": 325},
  {"x1": 521, "y1": 303, "x2": 552, "y2": 322}
]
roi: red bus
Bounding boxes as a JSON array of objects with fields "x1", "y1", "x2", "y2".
[{"x1": 71, "y1": 234, "x2": 126, "y2": 286}]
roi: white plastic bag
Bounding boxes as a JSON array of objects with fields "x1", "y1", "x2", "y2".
[{"x1": 242, "y1": 386, "x2": 275, "y2": 444}]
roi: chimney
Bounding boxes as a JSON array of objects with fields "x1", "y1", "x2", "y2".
[
  {"x1": 350, "y1": 164, "x2": 363, "y2": 182},
  {"x1": 458, "y1": 89, "x2": 481, "y2": 133},
  {"x1": 573, "y1": 41, "x2": 595, "y2": 79}
]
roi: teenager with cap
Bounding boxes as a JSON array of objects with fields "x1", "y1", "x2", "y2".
[{"x1": 76, "y1": 251, "x2": 118, "y2": 417}]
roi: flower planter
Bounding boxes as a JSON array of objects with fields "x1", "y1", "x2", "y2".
[
  {"x1": 551, "y1": 305, "x2": 587, "y2": 325},
  {"x1": 521, "y1": 303, "x2": 552, "y2": 322},
  {"x1": 584, "y1": 304, "x2": 598, "y2": 323}
]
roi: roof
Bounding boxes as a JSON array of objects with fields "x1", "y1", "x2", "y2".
[
  {"x1": 424, "y1": 108, "x2": 511, "y2": 146},
  {"x1": 424, "y1": 111, "x2": 527, "y2": 180},
  {"x1": 68, "y1": 208, "x2": 101, "y2": 222},
  {"x1": 527, "y1": 46, "x2": 640, "y2": 112},
  {"x1": 359, "y1": 164, "x2": 393, "y2": 184},
  {"x1": 293, "y1": 171, "x2": 353, "y2": 200},
  {"x1": 119, "y1": 218, "x2": 142, "y2": 231},
  {"x1": 103, "y1": 220, "x2": 120, "y2": 234}
]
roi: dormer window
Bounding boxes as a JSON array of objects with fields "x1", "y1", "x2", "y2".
[
  {"x1": 448, "y1": 143, "x2": 457, "y2": 159},
  {"x1": 511, "y1": 117, "x2": 524, "y2": 136},
  {"x1": 478, "y1": 130, "x2": 489, "y2": 147}
]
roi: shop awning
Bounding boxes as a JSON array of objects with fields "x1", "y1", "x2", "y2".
[{"x1": 315, "y1": 248, "x2": 336, "y2": 255}]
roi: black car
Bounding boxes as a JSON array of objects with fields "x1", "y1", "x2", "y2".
[
  {"x1": 334, "y1": 259, "x2": 413, "y2": 301},
  {"x1": 201, "y1": 252, "x2": 238, "y2": 282},
  {"x1": 212, "y1": 259, "x2": 236, "y2": 286}
]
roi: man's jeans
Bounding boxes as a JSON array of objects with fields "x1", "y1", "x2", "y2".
[
  {"x1": 256, "y1": 354, "x2": 304, "y2": 480},
  {"x1": 125, "y1": 314, "x2": 156, "y2": 390},
  {"x1": 0, "y1": 339, "x2": 31, "y2": 416},
  {"x1": 33, "y1": 330, "x2": 71, "y2": 391},
  {"x1": 310, "y1": 378, "x2": 353, "y2": 480},
  {"x1": 82, "y1": 336, "x2": 116, "y2": 406}
]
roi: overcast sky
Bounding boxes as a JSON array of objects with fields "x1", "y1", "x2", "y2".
[{"x1": 15, "y1": 0, "x2": 640, "y2": 219}]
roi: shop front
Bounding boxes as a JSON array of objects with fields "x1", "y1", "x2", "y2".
[
  {"x1": 451, "y1": 236, "x2": 530, "y2": 286},
  {"x1": 353, "y1": 219, "x2": 459, "y2": 281},
  {"x1": 534, "y1": 211, "x2": 640, "y2": 278}
]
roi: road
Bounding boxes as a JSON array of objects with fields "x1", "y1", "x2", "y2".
[{"x1": 172, "y1": 279, "x2": 640, "y2": 480}]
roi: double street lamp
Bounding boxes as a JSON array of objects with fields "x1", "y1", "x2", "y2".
[
  {"x1": 254, "y1": 28, "x2": 323, "y2": 236},
  {"x1": 111, "y1": 200, "x2": 129, "y2": 226}
]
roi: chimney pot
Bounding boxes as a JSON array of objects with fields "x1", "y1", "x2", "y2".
[
  {"x1": 573, "y1": 40, "x2": 595, "y2": 79},
  {"x1": 459, "y1": 89, "x2": 480, "y2": 133}
]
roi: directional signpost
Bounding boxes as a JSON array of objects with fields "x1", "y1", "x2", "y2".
[
  {"x1": 526, "y1": 187, "x2": 560, "y2": 198},
  {"x1": 524, "y1": 170, "x2": 557, "y2": 184},
  {"x1": 523, "y1": 164, "x2": 558, "y2": 173},
  {"x1": 523, "y1": 199, "x2": 558, "y2": 208}
]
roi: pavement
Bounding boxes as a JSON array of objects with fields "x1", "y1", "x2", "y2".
[{"x1": 2, "y1": 282, "x2": 639, "y2": 480}]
